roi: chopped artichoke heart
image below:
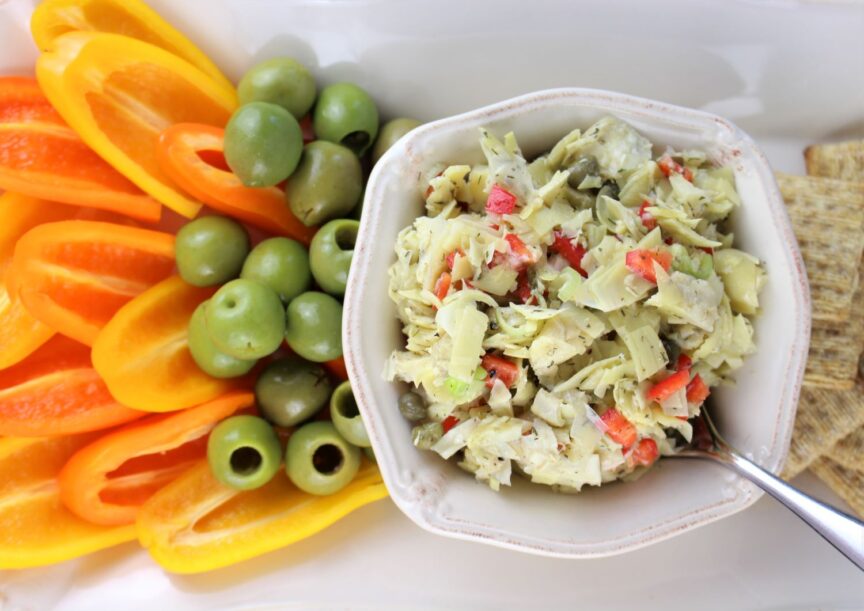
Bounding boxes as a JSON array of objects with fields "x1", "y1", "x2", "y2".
[
  {"x1": 646, "y1": 268, "x2": 723, "y2": 332},
  {"x1": 473, "y1": 265, "x2": 518, "y2": 296},
  {"x1": 563, "y1": 116, "x2": 652, "y2": 177},
  {"x1": 713, "y1": 248, "x2": 766, "y2": 315},
  {"x1": 608, "y1": 310, "x2": 668, "y2": 381},
  {"x1": 437, "y1": 302, "x2": 488, "y2": 383}
]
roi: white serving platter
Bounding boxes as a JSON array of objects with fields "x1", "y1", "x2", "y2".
[{"x1": 1, "y1": 0, "x2": 862, "y2": 608}]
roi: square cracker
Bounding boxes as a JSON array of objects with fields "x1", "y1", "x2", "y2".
[
  {"x1": 802, "y1": 250, "x2": 864, "y2": 389},
  {"x1": 782, "y1": 375, "x2": 864, "y2": 479},
  {"x1": 804, "y1": 140, "x2": 864, "y2": 183},
  {"x1": 777, "y1": 173, "x2": 864, "y2": 323},
  {"x1": 810, "y1": 456, "x2": 864, "y2": 519},
  {"x1": 826, "y1": 420, "x2": 864, "y2": 472}
]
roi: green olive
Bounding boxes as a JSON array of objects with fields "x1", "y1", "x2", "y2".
[
  {"x1": 284, "y1": 291, "x2": 343, "y2": 362},
  {"x1": 188, "y1": 301, "x2": 256, "y2": 378},
  {"x1": 237, "y1": 58, "x2": 316, "y2": 119},
  {"x1": 285, "y1": 421, "x2": 360, "y2": 495},
  {"x1": 255, "y1": 357, "x2": 332, "y2": 427},
  {"x1": 206, "y1": 279, "x2": 285, "y2": 359},
  {"x1": 566, "y1": 155, "x2": 599, "y2": 189},
  {"x1": 398, "y1": 391, "x2": 427, "y2": 422},
  {"x1": 411, "y1": 422, "x2": 443, "y2": 450},
  {"x1": 598, "y1": 181, "x2": 620, "y2": 200},
  {"x1": 224, "y1": 102, "x2": 303, "y2": 187},
  {"x1": 372, "y1": 117, "x2": 421, "y2": 164},
  {"x1": 207, "y1": 415, "x2": 282, "y2": 490},
  {"x1": 175, "y1": 216, "x2": 249, "y2": 287},
  {"x1": 329, "y1": 380, "x2": 370, "y2": 448},
  {"x1": 309, "y1": 219, "x2": 358, "y2": 296},
  {"x1": 313, "y1": 82, "x2": 379, "y2": 156},
  {"x1": 363, "y1": 446, "x2": 376, "y2": 464},
  {"x1": 240, "y1": 237, "x2": 311, "y2": 303},
  {"x1": 286, "y1": 141, "x2": 362, "y2": 226}
]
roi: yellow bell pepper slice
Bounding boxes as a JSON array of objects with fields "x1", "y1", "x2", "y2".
[
  {"x1": 31, "y1": 0, "x2": 233, "y2": 92},
  {"x1": 137, "y1": 460, "x2": 388, "y2": 573},
  {"x1": 0, "y1": 435, "x2": 136, "y2": 569},
  {"x1": 36, "y1": 32, "x2": 237, "y2": 219}
]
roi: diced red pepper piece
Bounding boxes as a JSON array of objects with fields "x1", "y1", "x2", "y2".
[
  {"x1": 445, "y1": 248, "x2": 465, "y2": 271},
  {"x1": 638, "y1": 199, "x2": 657, "y2": 230},
  {"x1": 676, "y1": 354, "x2": 692, "y2": 371},
  {"x1": 625, "y1": 249, "x2": 672, "y2": 284},
  {"x1": 434, "y1": 272, "x2": 452, "y2": 301},
  {"x1": 646, "y1": 369, "x2": 690, "y2": 402},
  {"x1": 513, "y1": 271, "x2": 536, "y2": 304},
  {"x1": 698, "y1": 247, "x2": 714, "y2": 255},
  {"x1": 658, "y1": 156, "x2": 693, "y2": 182},
  {"x1": 485, "y1": 185, "x2": 517, "y2": 215},
  {"x1": 441, "y1": 415, "x2": 460, "y2": 434},
  {"x1": 481, "y1": 354, "x2": 520, "y2": 389},
  {"x1": 504, "y1": 233, "x2": 535, "y2": 270},
  {"x1": 600, "y1": 407, "x2": 638, "y2": 449},
  {"x1": 686, "y1": 374, "x2": 710, "y2": 405},
  {"x1": 628, "y1": 438, "x2": 659, "y2": 468},
  {"x1": 550, "y1": 231, "x2": 588, "y2": 276}
]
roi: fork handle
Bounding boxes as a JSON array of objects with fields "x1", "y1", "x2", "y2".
[{"x1": 714, "y1": 449, "x2": 864, "y2": 571}]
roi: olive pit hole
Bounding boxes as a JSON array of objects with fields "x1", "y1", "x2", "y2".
[
  {"x1": 335, "y1": 226, "x2": 358, "y2": 251},
  {"x1": 341, "y1": 131, "x2": 369, "y2": 153},
  {"x1": 230, "y1": 446, "x2": 262, "y2": 476},
  {"x1": 336, "y1": 392, "x2": 359, "y2": 419},
  {"x1": 312, "y1": 443, "x2": 344, "y2": 475}
]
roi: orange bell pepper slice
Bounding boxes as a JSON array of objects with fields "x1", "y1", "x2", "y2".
[
  {"x1": 0, "y1": 334, "x2": 144, "y2": 437},
  {"x1": 36, "y1": 32, "x2": 237, "y2": 218},
  {"x1": 31, "y1": 0, "x2": 233, "y2": 92},
  {"x1": 0, "y1": 76, "x2": 161, "y2": 222},
  {"x1": 157, "y1": 123, "x2": 316, "y2": 243},
  {"x1": 59, "y1": 391, "x2": 254, "y2": 526},
  {"x1": 7, "y1": 220, "x2": 175, "y2": 346},
  {"x1": 137, "y1": 459, "x2": 387, "y2": 573},
  {"x1": 0, "y1": 435, "x2": 136, "y2": 569},
  {"x1": 92, "y1": 276, "x2": 242, "y2": 412},
  {"x1": 0, "y1": 191, "x2": 80, "y2": 369}
]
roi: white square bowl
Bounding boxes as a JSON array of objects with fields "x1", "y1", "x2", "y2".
[{"x1": 343, "y1": 88, "x2": 810, "y2": 558}]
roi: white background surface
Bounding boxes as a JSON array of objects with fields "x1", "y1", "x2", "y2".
[{"x1": 1, "y1": 0, "x2": 863, "y2": 608}]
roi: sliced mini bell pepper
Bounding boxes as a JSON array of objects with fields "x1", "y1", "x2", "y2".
[
  {"x1": 0, "y1": 76, "x2": 161, "y2": 222},
  {"x1": 0, "y1": 282, "x2": 57, "y2": 371},
  {"x1": 36, "y1": 32, "x2": 237, "y2": 218},
  {"x1": 0, "y1": 191, "x2": 80, "y2": 369},
  {"x1": 156, "y1": 123, "x2": 315, "y2": 243},
  {"x1": 7, "y1": 220, "x2": 175, "y2": 346},
  {"x1": 0, "y1": 334, "x2": 144, "y2": 437},
  {"x1": 31, "y1": 0, "x2": 233, "y2": 92},
  {"x1": 93, "y1": 276, "x2": 241, "y2": 412},
  {"x1": 59, "y1": 391, "x2": 254, "y2": 526},
  {"x1": 0, "y1": 435, "x2": 136, "y2": 569},
  {"x1": 137, "y1": 459, "x2": 387, "y2": 573}
]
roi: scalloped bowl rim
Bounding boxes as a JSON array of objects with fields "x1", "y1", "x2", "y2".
[{"x1": 343, "y1": 87, "x2": 810, "y2": 558}]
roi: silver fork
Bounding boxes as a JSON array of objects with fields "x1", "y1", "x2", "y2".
[{"x1": 671, "y1": 408, "x2": 864, "y2": 571}]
